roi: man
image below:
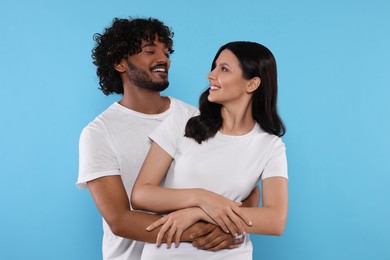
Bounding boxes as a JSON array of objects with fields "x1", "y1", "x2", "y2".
[{"x1": 77, "y1": 17, "x2": 259, "y2": 259}]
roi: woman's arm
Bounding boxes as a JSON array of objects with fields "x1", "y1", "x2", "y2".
[
  {"x1": 144, "y1": 177, "x2": 286, "y2": 246},
  {"x1": 241, "y1": 185, "x2": 260, "y2": 207},
  {"x1": 131, "y1": 142, "x2": 199, "y2": 212},
  {"x1": 241, "y1": 177, "x2": 288, "y2": 236},
  {"x1": 145, "y1": 186, "x2": 260, "y2": 247},
  {"x1": 131, "y1": 142, "x2": 252, "y2": 235},
  {"x1": 187, "y1": 176, "x2": 288, "y2": 240}
]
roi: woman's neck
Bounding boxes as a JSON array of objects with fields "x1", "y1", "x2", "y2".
[{"x1": 220, "y1": 103, "x2": 255, "y2": 136}]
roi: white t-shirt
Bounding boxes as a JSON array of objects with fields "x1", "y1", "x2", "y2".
[
  {"x1": 141, "y1": 110, "x2": 288, "y2": 260},
  {"x1": 77, "y1": 97, "x2": 197, "y2": 260}
]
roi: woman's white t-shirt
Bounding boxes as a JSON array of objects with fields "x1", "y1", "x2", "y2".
[{"x1": 142, "y1": 109, "x2": 288, "y2": 260}]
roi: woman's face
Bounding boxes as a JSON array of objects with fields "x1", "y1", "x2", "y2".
[{"x1": 207, "y1": 49, "x2": 251, "y2": 105}]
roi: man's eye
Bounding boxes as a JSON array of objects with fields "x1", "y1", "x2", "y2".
[{"x1": 222, "y1": 66, "x2": 228, "y2": 72}]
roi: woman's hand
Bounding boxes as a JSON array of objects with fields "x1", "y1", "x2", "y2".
[
  {"x1": 196, "y1": 189, "x2": 252, "y2": 236},
  {"x1": 146, "y1": 207, "x2": 204, "y2": 248}
]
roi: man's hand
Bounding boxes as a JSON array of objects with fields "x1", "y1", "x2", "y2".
[{"x1": 190, "y1": 223, "x2": 244, "y2": 251}]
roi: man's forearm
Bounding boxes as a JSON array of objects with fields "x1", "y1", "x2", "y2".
[
  {"x1": 109, "y1": 210, "x2": 162, "y2": 243},
  {"x1": 109, "y1": 210, "x2": 203, "y2": 243}
]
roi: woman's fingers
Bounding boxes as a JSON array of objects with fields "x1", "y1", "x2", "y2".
[
  {"x1": 219, "y1": 214, "x2": 240, "y2": 235},
  {"x1": 154, "y1": 209, "x2": 195, "y2": 247},
  {"x1": 159, "y1": 222, "x2": 184, "y2": 248},
  {"x1": 219, "y1": 205, "x2": 252, "y2": 235},
  {"x1": 213, "y1": 216, "x2": 230, "y2": 234},
  {"x1": 227, "y1": 213, "x2": 244, "y2": 235},
  {"x1": 209, "y1": 205, "x2": 251, "y2": 235},
  {"x1": 164, "y1": 223, "x2": 176, "y2": 248},
  {"x1": 174, "y1": 228, "x2": 184, "y2": 248},
  {"x1": 146, "y1": 217, "x2": 165, "y2": 231},
  {"x1": 156, "y1": 220, "x2": 171, "y2": 246},
  {"x1": 232, "y1": 206, "x2": 253, "y2": 227}
]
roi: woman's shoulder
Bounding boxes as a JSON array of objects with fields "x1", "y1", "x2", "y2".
[{"x1": 254, "y1": 123, "x2": 286, "y2": 147}]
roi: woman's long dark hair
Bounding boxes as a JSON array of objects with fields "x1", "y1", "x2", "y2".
[{"x1": 185, "y1": 41, "x2": 285, "y2": 144}]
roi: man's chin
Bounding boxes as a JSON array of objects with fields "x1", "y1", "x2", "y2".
[
  {"x1": 156, "y1": 82, "x2": 169, "y2": 92},
  {"x1": 143, "y1": 81, "x2": 169, "y2": 92}
]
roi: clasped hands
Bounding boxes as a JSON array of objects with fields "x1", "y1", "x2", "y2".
[{"x1": 146, "y1": 191, "x2": 252, "y2": 250}]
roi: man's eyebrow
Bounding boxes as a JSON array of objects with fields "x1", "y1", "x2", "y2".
[{"x1": 141, "y1": 43, "x2": 156, "y2": 48}]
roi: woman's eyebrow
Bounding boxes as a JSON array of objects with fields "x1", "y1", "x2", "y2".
[{"x1": 218, "y1": 62, "x2": 230, "y2": 68}]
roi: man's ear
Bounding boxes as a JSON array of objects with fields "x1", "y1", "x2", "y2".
[
  {"x1": 247, "y1": 77, "x2": 261, "y2": 93},
  {"x1": 114, "y1": 58, "x2": 126, "y2": 73}
]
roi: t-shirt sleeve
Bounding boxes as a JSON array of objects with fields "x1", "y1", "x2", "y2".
[
  {"x1": 149, "y1": 109, "x2": 197, "y2": 158},
  {"x1": 76, "y1": 125, "x2": 120, "y2": 189},
  {"x1": 261, "y1": 137, "x2": 288, "y2": 181}
]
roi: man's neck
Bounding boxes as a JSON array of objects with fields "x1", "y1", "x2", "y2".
[{"x1": 119, "y1": 89, "x2": 170, "y2": 115}]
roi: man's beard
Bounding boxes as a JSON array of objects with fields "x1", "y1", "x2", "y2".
[{"x1": 126, "y1": 60, "x2": 169, "y2": 92}]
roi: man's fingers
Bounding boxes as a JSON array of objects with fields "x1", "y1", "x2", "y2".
[
  {"x1": 194, "y1": 235, "x2": 226, "y2": 250},
  {"x1": 189, "y1": 225, "x2": 213, "y2": 240}
]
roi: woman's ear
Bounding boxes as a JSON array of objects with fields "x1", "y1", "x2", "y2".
[
  {"x1": 114, "y1": 58, "x2": 127, "y2": 73},
  {"x1": 247, "y1": 77, "x2": 261, "y2": 93}
]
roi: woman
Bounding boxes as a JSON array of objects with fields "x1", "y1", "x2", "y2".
[{"x1": 131, "y1": 41, "x2": 288, "y2": 259}]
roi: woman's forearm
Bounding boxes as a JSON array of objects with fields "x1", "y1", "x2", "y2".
[
  {"x1": 131, "y1": 185, "x2": 205, "y2": 212},
  {"x1": 240, "y1": 206, "x2": 287, "y2": 236},
  {"x1": 131, "y1": 142, "x2": 210, "y2": 212},
  {"x1": 240, "y1": 177, "x2": 288, "y2": 236}
]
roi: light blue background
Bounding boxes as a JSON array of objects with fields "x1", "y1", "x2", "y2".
[{"x1": 1, "y1": 0, "x2": 389, "y2": 259}]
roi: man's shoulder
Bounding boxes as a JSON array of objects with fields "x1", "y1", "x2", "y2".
[
  {"x1": 81, "y1": 103, "x2": 120, "y2": 136},
  {"x1": 169, "y1": 97, "x2": 198, "y2": 116},
  {"x1": 163, "y1": 97, "x2": 199, "y2": 130}
]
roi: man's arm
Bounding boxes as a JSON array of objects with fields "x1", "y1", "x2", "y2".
[
  {"x1": 87, "y1": 175, "x2": 198, "y2": 242},
  {"x1": 87, "y1": 175, "x2": 249, "y2": 250}
]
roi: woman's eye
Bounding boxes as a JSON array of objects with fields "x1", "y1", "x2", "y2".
[{"x1": 222, "y1": 66, "x2": 228, "y2": 72}]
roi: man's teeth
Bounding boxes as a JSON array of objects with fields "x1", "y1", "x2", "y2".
[
  {"x1": 153, "y1": 68, "x2": 166, "y2": 72},
  {"x1": 210, "y1": 85, "x2": 221, "y2": 90}
]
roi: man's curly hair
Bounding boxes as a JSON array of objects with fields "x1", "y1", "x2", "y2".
[{"x1": 92, "y1": 17, "x2": 174, "y2": 95}]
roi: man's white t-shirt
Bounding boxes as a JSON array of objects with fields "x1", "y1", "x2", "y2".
[
  {"x1": 77, "y1": 97, "x2": 197, "y2": 260},
  {"x1": 141, "y1": 109, "x2": 288, "y2": 260}
]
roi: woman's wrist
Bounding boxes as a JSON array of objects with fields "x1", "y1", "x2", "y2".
[{"x1": 192, "y1": 188, "x2": 206, "y2": 207}]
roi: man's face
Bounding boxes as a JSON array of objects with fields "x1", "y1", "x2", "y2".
[{"x1": 125, "y1": 39, "x2": 171, "y2": 92}]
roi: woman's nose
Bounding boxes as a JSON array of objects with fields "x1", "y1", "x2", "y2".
[{"x1": 207, "y1": 70, "x2": 216, "y2": 80}]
